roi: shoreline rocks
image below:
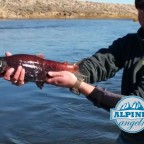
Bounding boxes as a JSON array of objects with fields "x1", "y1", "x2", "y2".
[{"x1": 0, "y1": 0, "x2": 137, "y2": 20}]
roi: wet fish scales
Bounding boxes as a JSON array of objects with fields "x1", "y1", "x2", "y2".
[{"x1": 0, "y1": 54, "x2": 79, "y2": 89}]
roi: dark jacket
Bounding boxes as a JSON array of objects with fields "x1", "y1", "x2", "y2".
[{"x1": 78, "y1": 27, "x2": 144, "y2": 144}]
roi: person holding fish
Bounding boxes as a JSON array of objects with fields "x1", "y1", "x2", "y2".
[{"x1": 2, "y1": 0, "x2": 144, "y2": 144}]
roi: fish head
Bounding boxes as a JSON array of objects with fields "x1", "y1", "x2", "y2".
[{"x1": 0, "y1": 58, "x2": 7, "y2": 74}]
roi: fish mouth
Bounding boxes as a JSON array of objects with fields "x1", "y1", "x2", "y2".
[
  {"x1": 0, "y1": 59, "x2": 8, "y2": 74},
  {"x1": 0, "y1": 60, "x2": 2, "y2": 67}
]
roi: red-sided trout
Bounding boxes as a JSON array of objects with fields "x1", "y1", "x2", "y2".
[{"x1": 0, "y1": 54, "x2": 79, "y2": 89}]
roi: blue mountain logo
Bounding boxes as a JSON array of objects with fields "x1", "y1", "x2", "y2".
[
  {"x1": 120, "y1": 101, "x2": 144, "y2": 110},
  {"x1": 110, "y1": 96, "x2": 144, "y2": 133}
]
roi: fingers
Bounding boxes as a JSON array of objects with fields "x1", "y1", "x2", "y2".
[
  {"x1": 48, "y1": 71, "x2": 62, "y2": 77},
  {"x1": 47, "y1": 77, "x2": 59, "y2": 85},
  {"x1": 4, "y1": 68, "x2": 15, "y2": 80},
  {"x1": 47, "y1": 72, "x2": 62, "y2": 85},
  {"x1": 5, "y1": 52, "x2": 12, "y2": 57},
  {"x1": 4, "y1": 66, "x2": 25, "y2": 86},
  {"x1": 46, "y1": 71, "x2": 77, "y2": 88},
  {"x1": 14, "y1": 68, "x2": 25, "y2": 86},
  {"x1": 12, "y1": 66, "x2": 25, "y2": 85},
  {"x1": 19, "y1": 68, "x2": 25, "y2": 83},
  {"x1": 12, "y1": 66, "x2": 23, "y2": 82}
]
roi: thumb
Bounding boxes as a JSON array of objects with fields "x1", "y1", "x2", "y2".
[
  {"x1": 5, "y1": 52, "x2": 12, "y2": 57},
  {"x1": 48, "y1": 71, "x2": 62, "y2": 77}
]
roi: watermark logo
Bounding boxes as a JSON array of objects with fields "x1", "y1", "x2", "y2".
[{"x1": 110, "y1": 96, "x2": 144, "y2": 133}]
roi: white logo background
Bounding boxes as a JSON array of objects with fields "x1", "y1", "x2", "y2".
[{"x1": 110, "y1": 96, "x2": 144, "y2": 133}]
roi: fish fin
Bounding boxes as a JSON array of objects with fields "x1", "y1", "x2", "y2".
[
  {"x1": 63, "y1": 62, "x2": 68, "y2": 64},
  {"x1": 36, "y1": 82, "x2": 44, "y2": 89},
  {"x1": 36, "y1": 54, "x2": 45, "y2": 59}
]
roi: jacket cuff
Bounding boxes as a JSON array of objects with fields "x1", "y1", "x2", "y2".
[{"x1": 86, "y1": 86, "x2": 123, "y2": 111}]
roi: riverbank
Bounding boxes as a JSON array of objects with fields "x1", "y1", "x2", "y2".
[{"x1": 0, "y1": 0, "x2": 137, "y2": 20}]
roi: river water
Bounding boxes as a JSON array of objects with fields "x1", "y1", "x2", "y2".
[{"x1": 0, "y1": 19, "x2": 139, "y2": 144}]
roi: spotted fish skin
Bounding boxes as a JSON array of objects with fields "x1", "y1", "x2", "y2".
[{"x1": 0, "y1": 54, "x2": 79, "y2": 89}]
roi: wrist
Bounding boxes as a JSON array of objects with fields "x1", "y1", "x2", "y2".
[
  {"x1": 78, "y1": 82, "x2": 95, "y2": 96},
  {"x1": 70, "y1": 78, "x2": 83, "y2": 95}
]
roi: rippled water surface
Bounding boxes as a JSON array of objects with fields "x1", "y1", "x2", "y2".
[{"x1": 0, "y1": 19, "x2": 139, "y2": 144}]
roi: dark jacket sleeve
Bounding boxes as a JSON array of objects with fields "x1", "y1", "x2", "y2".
[
  {"x1": 86, "y1": 86, "x2": 123, "y2": 111},
  {"x1": 130, "y1": 75, "x2": 144, "y2": 98},
  {"x1": 78, "y1": 35, "x2": 129, "y2": 83}
]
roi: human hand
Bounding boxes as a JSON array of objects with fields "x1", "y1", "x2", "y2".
[
  {"x1": 3, "y1": 52, "x2": 44, "y2": 86},
  {"x1": 3, "y1": 52, "x2": 25, "y2": 86},
  {"x1": 46, "y1": 71, "x2": 77, "y2": 88}
]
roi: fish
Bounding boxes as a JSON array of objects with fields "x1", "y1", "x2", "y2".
[{"x1": 0, "y1": 54, "x2": 79, "y2": 89}]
